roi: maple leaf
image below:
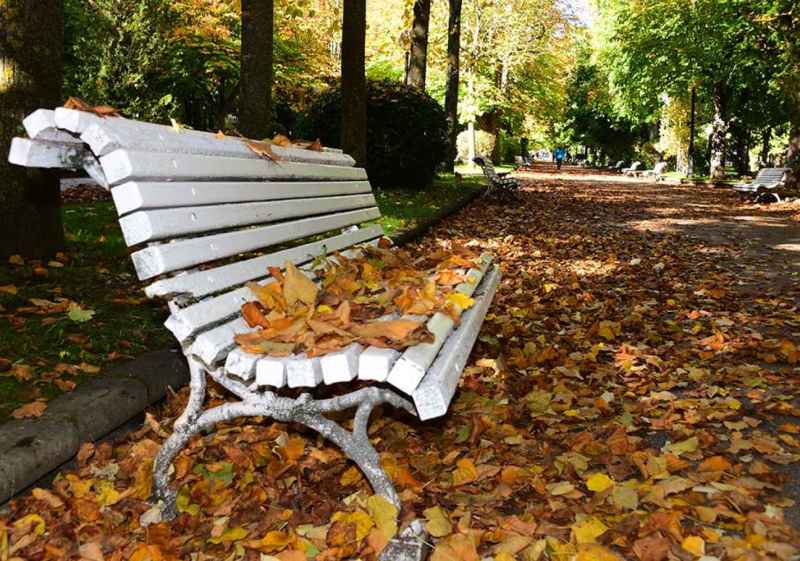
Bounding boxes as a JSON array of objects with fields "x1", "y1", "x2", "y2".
[{"x1": 67, "y1": 302, "x2": 95, "y2": 322}]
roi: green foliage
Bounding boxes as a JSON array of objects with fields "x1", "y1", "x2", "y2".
[
  {"x1": 500, "y1": 133, "x2": 521, "y2": 164},
  {"x1": 306, "y1": 80, "x2": 448, "y2": 189}
]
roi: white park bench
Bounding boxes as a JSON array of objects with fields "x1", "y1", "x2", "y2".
[
  {"x1": 622, "y1": 161, "x2": 642, "y2": 176},
  {"x1": 8, "y1": 109, "x2": 501, "y2": 536},
  {"x1": 733, "y1": 167, "x2": 790, "y2": 203},
  {"x1": 472, "y1": 155, "x2": 520, "y2": 197},
  {"x1": 641, "y1": 161, "x2": 668, "y2": 182}
]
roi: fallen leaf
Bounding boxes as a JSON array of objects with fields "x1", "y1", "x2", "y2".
[{"x1": 11, "y1": 400, "x2": 47, "y2": 419}]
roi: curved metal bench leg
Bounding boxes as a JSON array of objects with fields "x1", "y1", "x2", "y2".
[{"x1": 150, "y1": 363, "x2": 415, "y2": 521}]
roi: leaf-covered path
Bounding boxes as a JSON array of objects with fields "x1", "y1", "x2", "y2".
[{"x1": 2, "y1": 165, "x2": 800, "y2": 561}]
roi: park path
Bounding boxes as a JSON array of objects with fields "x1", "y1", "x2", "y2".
[{"x1": 2, "y1": 163, "x2": 799, "y2": 560}]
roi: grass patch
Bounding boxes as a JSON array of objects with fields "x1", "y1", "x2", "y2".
[{"x1": 0, "y1": 174, "x2": 485, "y2": 421}]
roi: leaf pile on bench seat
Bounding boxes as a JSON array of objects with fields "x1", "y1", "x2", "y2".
[{"x1": 234, "y1": 240, "x2": 480, "y2": 357}]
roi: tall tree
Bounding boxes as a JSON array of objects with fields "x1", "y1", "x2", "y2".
[
  {"x1": 0, "y1": 0, "x2": 65, "y2": 258},
  {"x1": 341, "y1": 0, "x2": 367, "y2": 166},
  {"x1": 406, "y1": 0, "x2": 431, "y2": 89},
  {"x1": 444, "y1": 0, "x2": 463, "y2": 172},
  {"x1": 239, "y1": 0, "x2": 274, "y2": 139}
]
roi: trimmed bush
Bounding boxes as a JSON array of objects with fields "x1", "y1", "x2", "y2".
[
  {"x1": 306, "y1": 80, "x2": 448, "y2": 189},
  {"x1": 501, "y1": 134, "x2": 521, "y2": 164},
  {"x1": 456, "y1": 130, "x2": 496, "y2": 163}
]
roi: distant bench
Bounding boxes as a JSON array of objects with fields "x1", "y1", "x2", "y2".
[
  {"x1": 9, "y1": 108, "x2": 501, "y2": 541},
  {"x1": 733, "y1": 167, "x2": 790, "y2": 203}
]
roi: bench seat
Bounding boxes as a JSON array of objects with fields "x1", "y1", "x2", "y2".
[{"x1": 8, "y1": 107, "x2": 501, "y2": 536}]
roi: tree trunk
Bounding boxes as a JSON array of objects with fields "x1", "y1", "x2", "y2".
[
  {"x1": 341, "y1": 0, "x2": 367, "y2": 167},
  {"x1": 786, "y1": 120, "x2": 799, "y2": 191},
  {"x1": 759, "y1": 128, "x2": 772, "y2": 169},
  {"x1": 443, "y1": 0, "x2": 462, "y2": 172},
  {"x1": 0, "y1": 0, "x2": 65, "y2": 258},
  {"x1": 405, "y1": 0, "x2": 431, "y2": 89},
  {"x1": 239, "y1": 0, "x2": 273, "y2": 139},
  {"x1": 687, "y1": 86, "x2": 696, "y2": 177},
  {"x1": 709, "y1": 83, "x2": 729, "y2": 181}
]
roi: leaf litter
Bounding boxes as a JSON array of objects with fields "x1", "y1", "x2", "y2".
[{"x1": 1, "y1": 173, "x2": 800, "y2": 560}]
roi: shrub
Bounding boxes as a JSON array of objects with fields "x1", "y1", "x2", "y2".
[
  {"x1": 456, "y1": 130, "x2": 496, "y2": 163},
  {"x1": 500, "y1": 134, "x2": 521, "y2": 164},
  {"x1": 306, "y1": 80, "x2": 448, "y2": 189}
]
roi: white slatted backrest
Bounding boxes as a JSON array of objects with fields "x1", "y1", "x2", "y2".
[
  {"x1": 753, "y1": 168, "x2": 789, "y2": 184},
  {"x1": 9, "y1": 108, "x2": 387, "y2": 360}
]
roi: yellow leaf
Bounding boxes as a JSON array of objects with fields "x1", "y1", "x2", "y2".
[
  {"x1": 664, "y1": 436, "x2": 698, "y2": 456},
  {"x1": 8, "y1": 255, "x2": 24, "y2": 266},
  {"x1": 283, "y1": 261, "x2": 318, "y2": 306},
  {"x1": 366, "y1": 495, "x2": 398, "y2": 540},
  {"x1": 331, "y1": 510, "x2": 374, "y2": 542},
  {"x1": 0, "y1": 285, "x2": 17, "y2": 295},
  {"x1": 597, "y1": 320, "x2": 620, "y2": 341},
  {"x1": 282, "y1": 436, "x2": 306, "y2": 462},
  {"x1": 430, "y1": 533, "x2": 480, "y2": 561},
  {"x1": 452, "y1": 458, "x2": 478, "y2": 486},
  {"x1": 495, "y1": 553, "x2": 515, "y2": 561},
  {"x1": 209, "y1": 526, "x2": 249, "y2": 544},
  {"x1": 94, "y1": 480, "x2": 121, "y2": 507},
  {"x1": 575, "y1": 544, "x2": 625, "y2": 561},
  {"x1": 340, "y1": 465, "x2": 363, "y2": 486},
  {"x1": 546, "y1": 481, "x2": 575, "y2": 496},
  {"x1": 543, "y1": 282, "x2": 558, "y2": 293},
  {"x1": 586, "y1": 473, "x2": 615, "y2": 493},
  {"x1": 246, "y1": 530, "x2": 294, "y2": 553},
  {"x1": 572, "y1": 516, "x2": 608, "y2": 544},
  {"x1": 129, "y1": 544, "x2": 163, "y2": 561},
  {"x1": 423, "y1": 506, "x2": 453, "y2": 537},
  {"x1": 446, "y1": 292, "x2": 475, "y2": 311},
  {"x1": 681, "y1": 536, "x2": 705, "y2": 556},
  {"x1": 13, "y1": 514, "x2": 45, "y2": 535}
]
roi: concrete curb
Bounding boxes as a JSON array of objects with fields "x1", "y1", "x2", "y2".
[
  {"x1": 0, "y1": 349, "x2": 188, "y2": 504},
  {"x1": 0, "y1": 184, "x2": 483, "y2": 505}
]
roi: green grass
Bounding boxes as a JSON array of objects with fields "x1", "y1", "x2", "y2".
[{"x1": 0, "y1": 175, "x2": 485, "y2": 421}]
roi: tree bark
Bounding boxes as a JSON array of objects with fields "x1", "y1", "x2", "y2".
[
  {"x1": 687, "y1": 87, "x2": 696, "y2": 177},
  {"x1": 786, "y1": 119, "x2": 799, "y2": 191},
  {"x1": 444, "y1": 0, "x2": 462, "y2": 172},
  {"x1": 0, "y1": 0, "x2": 65, "y2": 258},
  {"x1": 709, "y1": 82, "x2": 729, "y2": 181},
  {"x1": 239, "y1": 0, "x2": 273, "y2": 139},
  {"x1": 405, "y1": 0, "x2": 431, "y2": 89},
  {"x1": 759, "y1": 127, "x2": 772, "y2": 169},
  {"x1": 341, "y1": 0, "x2": 367, "y2": 167}
]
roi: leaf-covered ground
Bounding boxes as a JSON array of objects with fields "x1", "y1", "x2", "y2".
[{"x1": 2, "y1": 165, "x2": 799, "y2": 561}]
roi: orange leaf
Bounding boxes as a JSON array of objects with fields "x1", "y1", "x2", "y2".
[{"x1": 11, "y1": 400, "x2": 47, "y2": 419}]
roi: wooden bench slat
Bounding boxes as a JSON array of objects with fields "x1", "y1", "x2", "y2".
[
  {"x1": 386, "y1": 254, "x2": 493, "y2": 395},
  {"x1": 23, "y1": 109, "x2": 82, "y2": 143},
  {"x1": 119, "y1": 194, "x2": 377, "y2": 246},
  {"x1": 190, "y1": 317, "x2": 252, "y2": 365},
  {"x1": 98, "y1": 149, "x2": 368, "y2": 186},
  {"x1": 8, "y1": 137, "x2": 89, "y2": 170},
  {"x1": 131, "y1": 207, "x2": 381, "y2": 280},
  {"x1": 413, "y1": 266, "x2": 501, "y2": 420},
  {"x1": 52, "y1": 107, "x2": 354, "y2": 167},
  {"x1": 145, "y1": 226, "x2": 383, "y2": 299},
  {"x1": 111, "y1": 180, "x2": 373, "y2": 216}
]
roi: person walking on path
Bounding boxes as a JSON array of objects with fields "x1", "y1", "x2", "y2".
[{"x1": 554, "y1": 147, "x2": 566, "y2": 170}]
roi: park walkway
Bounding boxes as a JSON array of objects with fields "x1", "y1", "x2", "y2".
[{"x1": 2, "y1": 164, "x2": 799, "y2": 560}]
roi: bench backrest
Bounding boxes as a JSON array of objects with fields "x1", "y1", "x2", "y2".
[
  {"x1": 10, "y1": 109, "x2": 384, "y2": 365},
  {"x1": 752, "y1": 167, "x2": 789, "y2": 186},
  {"x1": 473, "y1": 155, "x2": 499, "y2": 180}
]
